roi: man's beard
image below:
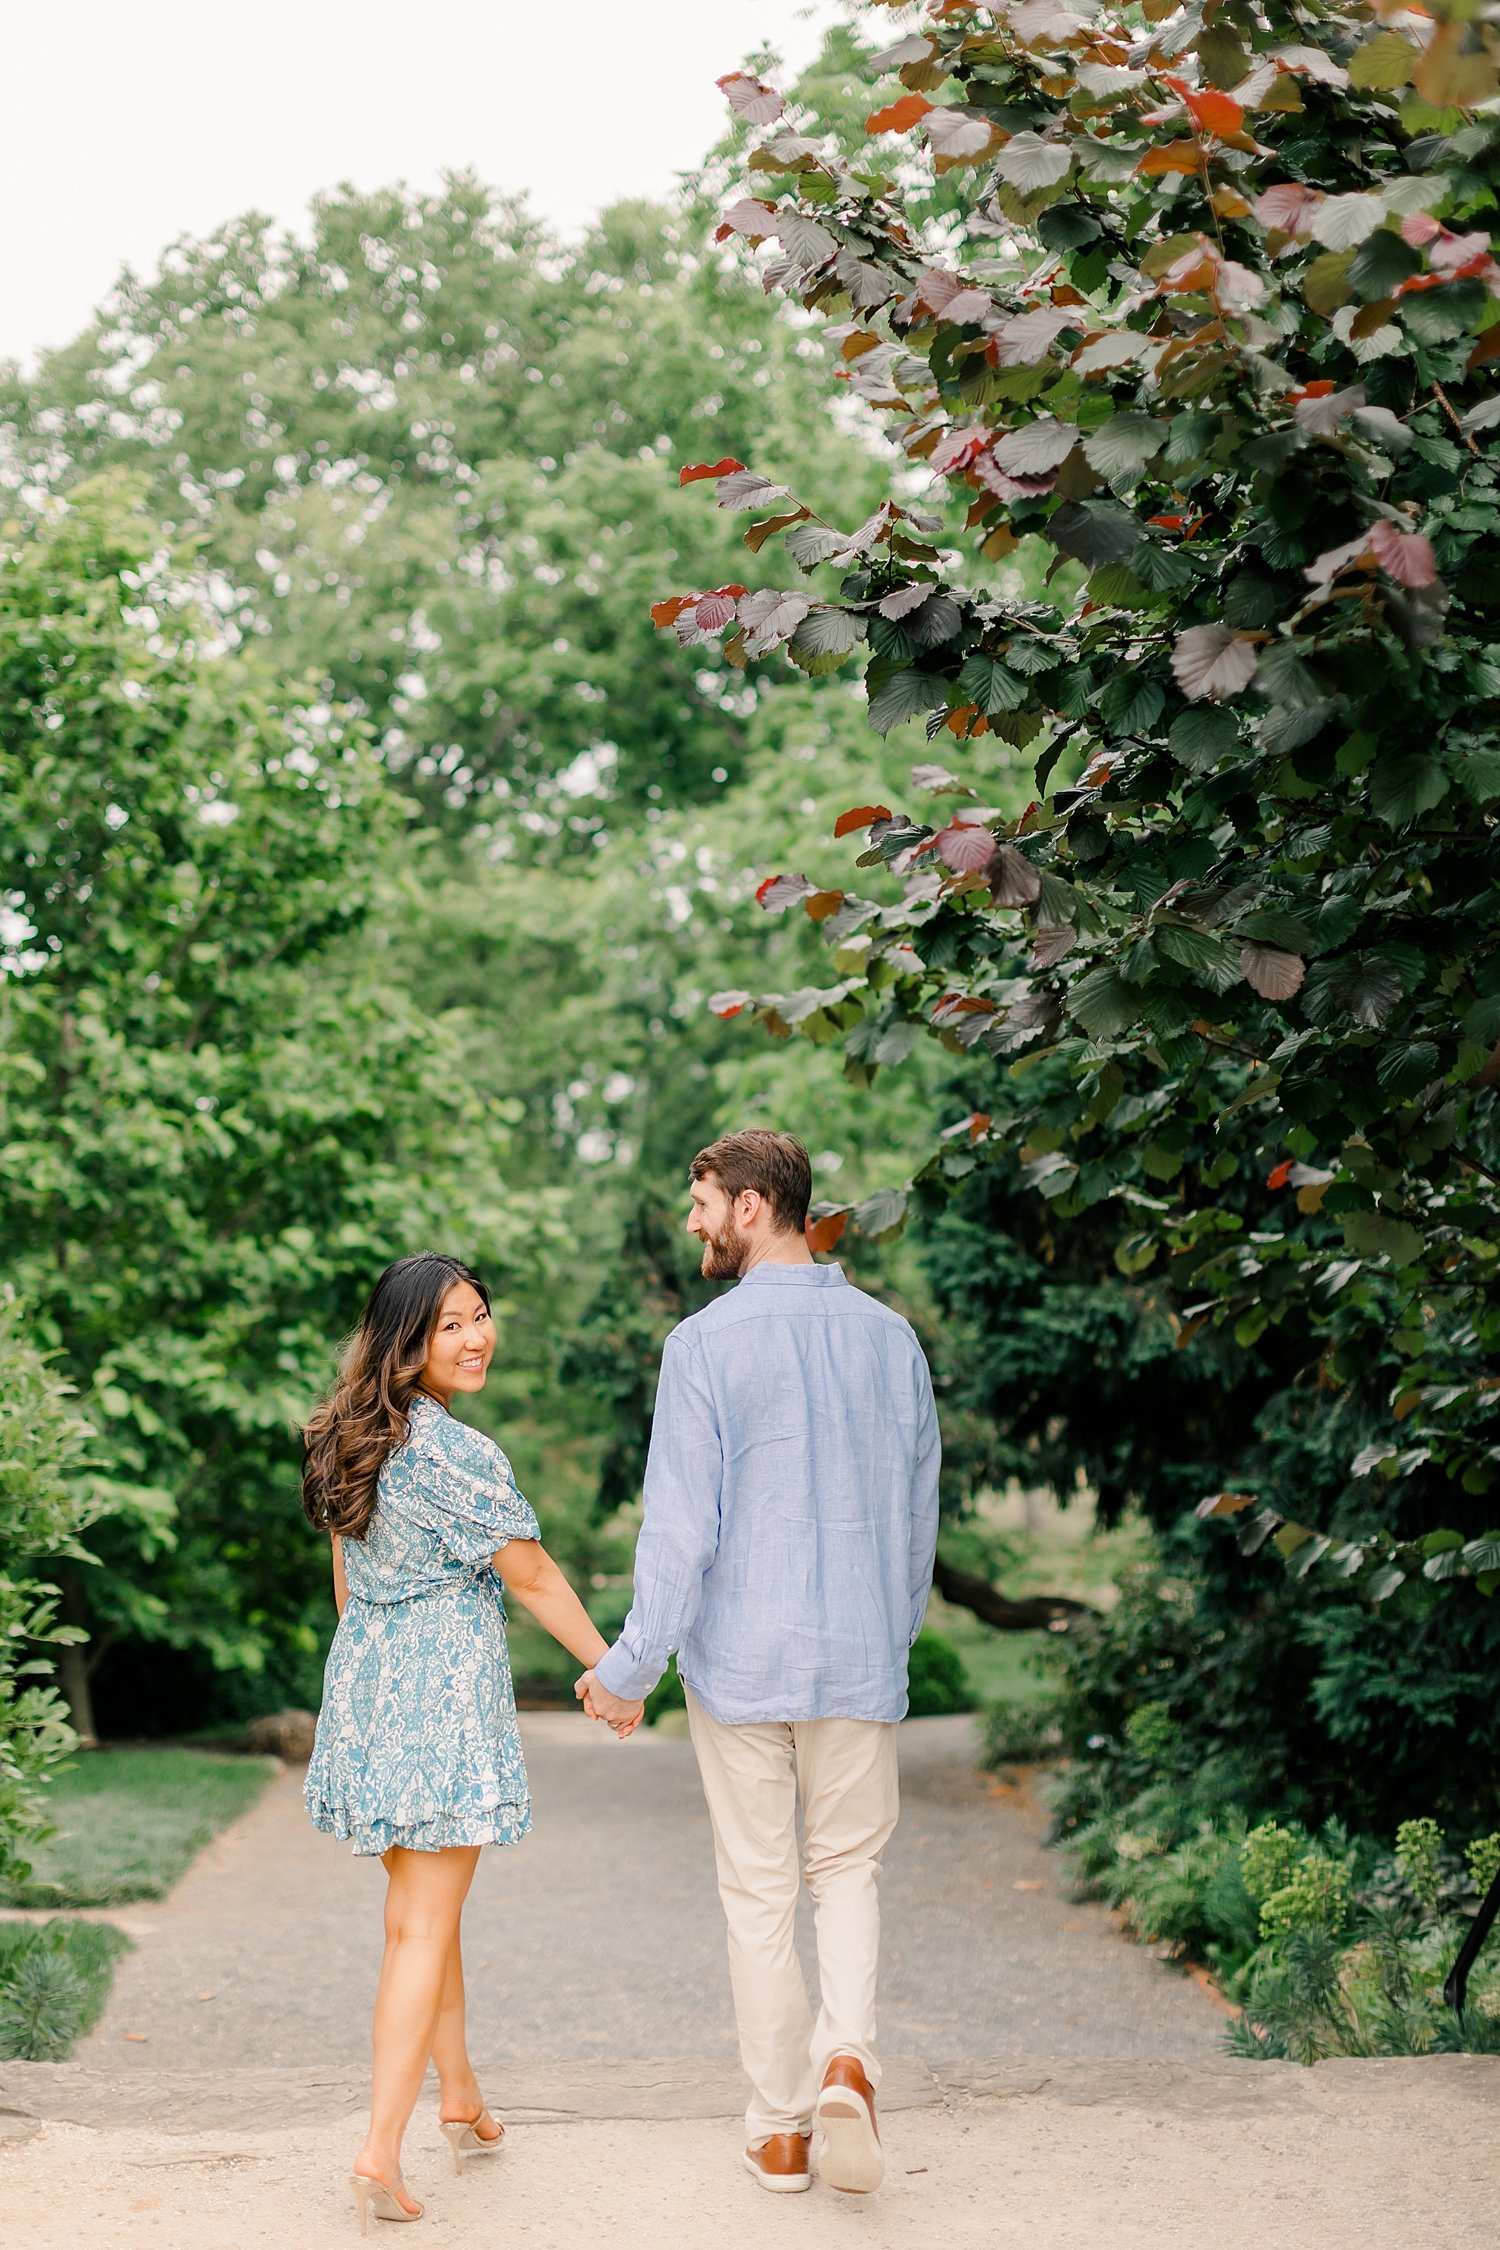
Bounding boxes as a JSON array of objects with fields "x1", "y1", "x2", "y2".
[{"x1": 699, "y1": 1217, "x2": 749, "y2": 1279}]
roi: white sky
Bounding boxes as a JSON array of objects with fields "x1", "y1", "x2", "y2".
[{"x1": 5, "y1": 1, "x2": 845, "y2": 367}]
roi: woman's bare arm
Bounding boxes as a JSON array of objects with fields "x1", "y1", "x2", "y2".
[
  {"x1": 492, "y1": 1540, "x2": 610, "y2": 1670},
  {"x1": 332, "y1": 1534, "x2": 349, "y2": 1618}
]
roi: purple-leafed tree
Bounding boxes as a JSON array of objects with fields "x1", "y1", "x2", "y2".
[{"x1": 660, "y1": 5, "x2": 1500, "y2": 1605}]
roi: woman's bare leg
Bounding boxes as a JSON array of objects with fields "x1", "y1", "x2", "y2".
[
  {"x1": 356, "y1": 1845, "x2": 481, "y2": 2206},
  {"x1": 431, "y1": 1926, "x2": 501, "y2": 2140}
]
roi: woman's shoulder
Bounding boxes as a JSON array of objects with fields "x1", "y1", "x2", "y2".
[{"x1": 404, "y1": 1397, "x2": 513, "y2": 1480}]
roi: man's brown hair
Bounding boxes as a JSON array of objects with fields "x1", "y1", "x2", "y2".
[{"x1": 690, "y1": 1130, "x2": 812, "y2": 1234}]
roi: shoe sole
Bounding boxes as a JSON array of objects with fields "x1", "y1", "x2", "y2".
[
  {"x1": 816, "y1": 2093, "x2": 885, "y2": 2194},
  {"x1": 742, "y1": 2150, "x2": 812, "y2": 2194}
]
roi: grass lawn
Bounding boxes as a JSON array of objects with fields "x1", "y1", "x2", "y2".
[
  {"x1": 932, "y1": 1485, "x2": 1151, "y2": 1711},
  {"x1": 0, "y1": 1747, "x2": 277, "y2": 1910},
  {"x1": 0, "y1": 1918, "x2": 133, "y2": 2059}
]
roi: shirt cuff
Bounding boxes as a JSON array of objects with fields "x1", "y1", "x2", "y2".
[{"x1": 593, "y1": 1640, "x2": 665, "y2": 1703}]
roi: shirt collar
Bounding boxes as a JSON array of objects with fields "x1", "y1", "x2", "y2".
[{"x1": 735, "y1": 1263, "x2": 848, "y2": 1288}]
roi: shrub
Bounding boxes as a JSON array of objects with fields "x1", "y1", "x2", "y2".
[
  {"x1": 0, "y1": 1919, "x2": 131, "y2": 2061},
  {"x1": 644, "y1": 1657, "x2": 688, "y2": 1727},
  {"x1": 906, "y1": 1629, "x2": 974, "y2": 1718},
  {"x1": 0, "y1": 1292, "x2": 102, "y2": 1884},
  {"x1": 985, "y1": 1698, "x2": 1064, "y2": 1765}
]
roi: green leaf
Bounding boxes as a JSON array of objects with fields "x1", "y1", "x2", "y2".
[
  {"x1": 853, "y1": 1186, "x2": 908, "y2": 1243},
  {"x1": 1156, "y1": 924, "x2": 1241, "y2": 990},
  {"x1": 1368, "y1": 751, "x2": 1449, "y2": 827},
  {"x1": 1401, "y1": 281, "x2": 1489, "y2": 348},
  {"x1": 1447, "y1": 740, "x2": 1500, "y2": 804},
  {"x1": 1082, "y1": 413, "x2": 1169, "y2": 485},
  {"x1": 1256, "y1": 641, "x2": 1327, "y2": 711},
  {"x1": 1168, "y1": 707, "x2": 1239, "y2": 772},
  {"x1": 1087, "y1": 564, "x2": 1151, "y2": 609},
  {"x1": 1099, "y1": 673, "x2": 1165, "y2": 735},
  {"x1": 1069, "y1": 967, "x2": 1140, "y2": 1039},
  {"x1": 1349, "y1": 229, "x2": 1423, "y2": 302},
  {"x1": 1303, "y1": 251, "x2": 1355, "y2": 314},
  {"x1": 957, "y1": 655, "x2": 1028, "y2": 714},
  {"x1": 1348, "y1": 31, "x2": 1418, "y2": 90},
  {"x1": 1048, "y1": 501, "x2": 1142, "y2": 568},
  {"x1": 1235, "y1": 909, "x2": 1316, "y2": 951},
  {"x1": 1115, "y1": 1231, "x2": 1159, "y2": 1276},
  {"x1": 867, "y1": 668, "x2": 945, "y2": 735},
  {"x1": 1375, "y1": 1040, "x2": 1441, "y2": 1100},
  {"x1": 790, "y1": 607, "x2": 861, "y2": 658},
  {"x1": 1303, "y1": 952, "x2": 1405, "y2": 1030},
  {"x1": 1131, "y1": 541, "x2": 1193, "y2": 593},
  {"x1": 1223, "y1": 573, "x2": 1285, "y2": 631},
  {"x1": 1342, "y1": 1211, "x2": 1425, "y2": 1267}
]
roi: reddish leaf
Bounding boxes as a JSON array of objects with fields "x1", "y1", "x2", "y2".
[
  {"x1": 833, "y1": 804, "x2": 892, "y2": 838},
  {"x1": 679, "y1": 458, "x2": 747, "y2": 486},
  {"x1": 1241, "y1": 943, "x2": 1307, "y2": 1001},
  {"x1": 968, "y1": 1112, "x2": 991, "y2": 1143},
  {"x1": 933, "y1": 822, "x2": 997, "y2": 874},
  {"x1": 1369, "y1": 519, "x2": 1438, "y2": 589},
  {"x1": 709, "y1": 990, "x2": 752, "y2": 1018},
  {"x1": 1186, "y1": 88, "x2": 1245, "y2": 136},
  {"x1": 805, "y1": 1208, "x2": 849, "y2": 1254},
  {"x1": 743, "y1": 508, "x2": 811, "y2": 555},
  {"x1": 879, "y1": 581, "x2": 938, "y2": 619},
  {"x1": 866, "y1": 92, "x2": 933, "y2": 134},
  {"x1": 650, "y1": 595, "x2": 693, "y2": 630},
  {"x1": 1171, "y1": 623, "x2": 1259, "y2": 701},
  {"x1": 1267, "y1": 1159, "x2": 1294, "y2": 1190},
  {"x1": 1196, "y1": 1492, "x2": 1259, "y2": 1519},
  {"x1": 1138, "y1": 142, "x2": 1206, "y2": 177},
  {"x1": 805, "y1": 889, "x2": 845, "y2": 921},
  {"x1": 1467, "y1": 324, "x2": 1500, "y2": 372},
  {"x1": 931, "y1": 992, "x2": 997, "y2": 1022},
  {"x1": 1032, "y1": 923, "x2": 1078, "y2": 969},
  {"x1": 717, "y1": 72, "x2": 785, "y2": 126},
  {"x1": 692, "y1": 591, "x2": 739, "y2": 633},
  {"x1": 756, "y1": 872, "x2": 815, "y2": 913},
  {"x1": 720, "y1": 197, "x2": 778, "y2": 240},
  {"x1": 1253, "y1": 183, "x2": 1322, "y2": 237},
  {"x1": 990, "y1": 844, "x2": 1043, "y2": 907}
]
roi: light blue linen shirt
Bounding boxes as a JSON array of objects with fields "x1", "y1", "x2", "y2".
[{"x1": 593, "y1": 1263, "x2": 941, "y2": 1725}]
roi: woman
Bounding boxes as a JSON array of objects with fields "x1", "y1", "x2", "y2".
[{"x1": 302, "y1": 1252, "x2": 637, "y2": 2230}]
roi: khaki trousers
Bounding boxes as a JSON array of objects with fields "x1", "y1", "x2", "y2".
[{"x1": 684, "y1": 1686, "x2": 901, "y2": 2145}]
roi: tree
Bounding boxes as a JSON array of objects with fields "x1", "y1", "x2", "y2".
[
  {"x1": 0, "y1": 1292, "x2": 98, "y2": 1866},
  {"x1": 1, "y1": 184, "x2": 882, "y2": 825},
  {"x1": 667, "y1": 3, "x2": 1500, "y2": 1607},
  {"x1": 0, "y1": 482, "x2": 539, "y2": 1733}
]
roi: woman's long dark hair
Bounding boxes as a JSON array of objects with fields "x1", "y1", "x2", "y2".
[{"x1": 301, "y1": 1253, "x2": 490, "y2": 1539}]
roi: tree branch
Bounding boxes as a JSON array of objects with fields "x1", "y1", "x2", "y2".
[{"x1": 933, "y1": 1554, "x2": 1097, "y2": 1634}]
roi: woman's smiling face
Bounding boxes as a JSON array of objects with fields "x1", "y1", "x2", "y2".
[{"x1": 419, "y1": 1280, "x2": 494, "y2": 1404}]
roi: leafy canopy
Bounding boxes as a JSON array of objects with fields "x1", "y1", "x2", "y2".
[{"x1": 663, "y1": 0, "x2": 1500, "y2": 1586}]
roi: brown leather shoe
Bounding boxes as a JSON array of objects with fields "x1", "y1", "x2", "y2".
[
  {"x1": 743, "y1": 2131, "x2": 813, "y2": 2194},
  {"x1": 816, "y1": 2054, "x2": 884, "y2": 2194}
]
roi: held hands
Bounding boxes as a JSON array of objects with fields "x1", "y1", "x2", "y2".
[{"x1": 575, "y1": 1668, "x2": 644, "y2": 1739}]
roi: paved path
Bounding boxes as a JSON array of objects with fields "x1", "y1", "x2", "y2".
[
  {"x1": 87, "y1": 1713, "x2": 1219, "y2": 2070},
  {"x1": 4, "y1": 2055, "x2": 1495, "y2": 2247},
  {"x1": 10, "y1": 1727, "x2": 1494, "y2": 2247}
]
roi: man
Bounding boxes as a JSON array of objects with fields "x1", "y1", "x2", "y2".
[{"x1": 578, "y1": 1129, "x2": 940, "y2": 2197}]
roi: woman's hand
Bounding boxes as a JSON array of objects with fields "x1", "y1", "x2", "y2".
[{"x1": 575, "y1": 1669, "x2": 645, "y2": 1738}]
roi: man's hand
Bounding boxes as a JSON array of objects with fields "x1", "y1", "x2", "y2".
[{"x1": 575, "y1": 1668, "x2": 645, "y2": 1739}]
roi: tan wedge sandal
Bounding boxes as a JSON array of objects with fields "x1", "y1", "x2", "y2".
[
  {"x1": 349, "y1": 2170, "x2": 423, "y2": 2232},
  {"x1": 438, "y1": 2105, "x2": 506, "y2": 2175}
]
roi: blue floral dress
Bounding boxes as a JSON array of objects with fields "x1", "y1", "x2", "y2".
[{"x1": 305, "y1": 1395, "x2": 539, "y2": 1856}]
